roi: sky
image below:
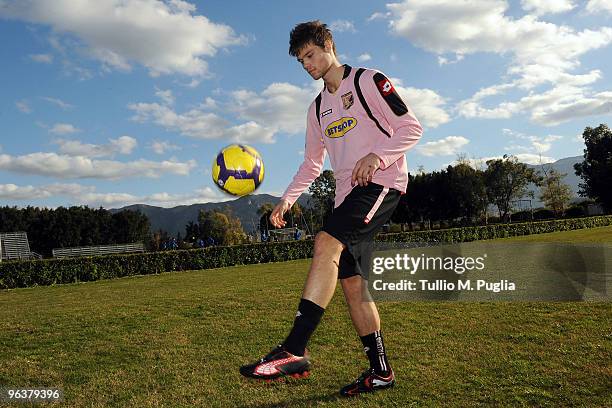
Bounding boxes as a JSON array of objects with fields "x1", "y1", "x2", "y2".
[{"x1": 0, "y1": 0, "x2": 611, "y2": 209}]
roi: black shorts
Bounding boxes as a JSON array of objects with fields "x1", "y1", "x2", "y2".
[{"x1": 322, "y1": 183, "x2": 401, "y2": 280}]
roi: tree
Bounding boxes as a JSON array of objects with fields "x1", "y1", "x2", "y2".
[
  {"x1": 184, "y1": 221, "x2": 200, "y2": 243},
  {"x1": 111, "y1": 210, "x2": 151, "y2": 244},
  {"x1": 447, "y1": 162, "x2": 488, "y2": 223},
  {"x1": 308, "y1": 169, "x2": 336, "y2": 223},
  {"x1": 574, "y1": 124, "x2": 612, "y2": 212},
  {"x1": 539, "y1": 166, "x2": 573, "y2": 217},
  {"x1": 257, "y1": 203, "x2": 274, "y2": 217},
  {"x1": 198, "y1": 209, "x2": 246, "y2": 246},
  {"x1": 484, "y1": 155, "x2": 541, "y2": 222}
]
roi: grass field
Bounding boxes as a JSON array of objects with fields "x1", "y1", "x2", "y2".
[{"x1": 1, "y1": 227, "x2": 611, "y2": 407}]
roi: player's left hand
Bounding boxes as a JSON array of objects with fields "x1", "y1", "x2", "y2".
[{"x1": 351, "y1": 153, "x2": 382, "y2": 187}]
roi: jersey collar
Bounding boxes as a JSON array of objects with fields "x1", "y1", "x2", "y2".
[
  {"x1": 323, "y1": 64, "x2": 352, "y2": 93},
  {"x1": 342, "y1": 64, "x2": 352, "y2": 79}
]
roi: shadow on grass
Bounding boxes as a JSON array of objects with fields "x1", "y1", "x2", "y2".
[{"x1": 236, "y1": 391, "x2": 342, "y2": 408}]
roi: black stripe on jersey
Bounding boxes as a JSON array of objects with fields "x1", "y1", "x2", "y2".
[
  {"x1": 315, "y1": 92, "x2": 322, "y2": 127},
  {"x1": 373, "y1": 72, "x2": 408, "y2": 116},
  {"x1": 342, "y1": 64, "x2": 352, "y2": 79},
  {"x1": 354, "y1": 68, "x2": 391, "y2": 138}
]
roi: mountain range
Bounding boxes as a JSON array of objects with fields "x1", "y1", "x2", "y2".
[
  {"x1": 112, "y1": 156, "x2": 585, "y2": 236},
  {"x1": 111, "y1": 194, "x2": 312, "y2": 236}
]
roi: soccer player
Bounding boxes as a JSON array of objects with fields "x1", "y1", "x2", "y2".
[{"x1": 240, "y1": 21, "x2": 423, "y2": 396}]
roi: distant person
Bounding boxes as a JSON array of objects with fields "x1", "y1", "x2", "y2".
[{"x1": 240, "y1": 21, "x2": 422, "y2": 396}]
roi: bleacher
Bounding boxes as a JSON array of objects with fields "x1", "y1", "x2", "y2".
[
  {"x1": 0, "y1": 231, "x2": 41, "y2": 261},
  {"x1": 52, "y1": 242, "x2": 145, "y2": 258}
]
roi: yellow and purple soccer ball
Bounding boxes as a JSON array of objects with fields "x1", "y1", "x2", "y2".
[{"x1": 212, "y1": 144, "x2": 265, "y2": 196}]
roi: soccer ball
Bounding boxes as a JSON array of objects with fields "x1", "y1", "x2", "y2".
[{"x1": 212, "y1": 144, "x2": 265, "y2": 196}]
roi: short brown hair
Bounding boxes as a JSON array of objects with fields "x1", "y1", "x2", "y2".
[{"x1": 289, "y1": 20, "x2": 336, "y2": 57}]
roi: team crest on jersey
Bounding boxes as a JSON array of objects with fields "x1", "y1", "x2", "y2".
[
  {"x1": 325, "y1": 117, "x2": 357, "y2": 138},
  {"x1": 341, "y1": 91, "x2": 354, "y2": 110}
]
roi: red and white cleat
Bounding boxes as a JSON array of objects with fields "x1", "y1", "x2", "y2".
[{"x1": 240, "y1": 345, "x2": 310, "y2": 381}]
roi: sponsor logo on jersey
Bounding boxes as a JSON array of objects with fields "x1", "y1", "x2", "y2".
[
  {"x1": 341, "y1": 91, "x2": 354, "y2": 109},
  {"x1": 321, "y1": 108, "x2": 332, "y2": 117},
  {"x1": 377, "y1": 78, "x2": 394, "y2": 96},
  {"x1": 325, "y1": 117, "x2": 357, "y2": 138}
]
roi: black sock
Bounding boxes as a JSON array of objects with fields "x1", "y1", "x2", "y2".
[
  {"x1": 360, "y1": 330, "x2": 391, "y2": 375},
  {"x1": 282, "y1": 298, "x2": 325, "y2": 356}
]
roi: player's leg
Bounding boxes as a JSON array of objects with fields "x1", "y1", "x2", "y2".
[
  {"x1": 338, "y1": 260, "x2": 395, "y2": 396},
  {"x1": 240, "y1": 231, "x2": 344, "y2": 380},
  {"x1": 341, "y1": 274, "x2": 379, "y2": 335},
  {"x1": 282, "y1": 231, "x2": 343, "y2": 356},
  {"x1": 332, "y1": 185, "x2": 400, "y2": 396}
]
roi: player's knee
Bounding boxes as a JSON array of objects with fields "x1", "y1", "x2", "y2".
[{"x1": 313, "y1": 231, "x2": 343, "y2": 255}]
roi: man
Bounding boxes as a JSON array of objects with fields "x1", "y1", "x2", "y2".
[{"x1": 240, "y1": 21, "x2": 423, "y2": 396}]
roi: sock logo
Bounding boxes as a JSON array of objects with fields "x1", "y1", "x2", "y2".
[
  {"x1": 363, "y1": 346, "x2": 370, "y2": 353},
  {"x1": 375, "y1": 335, "x2": 384, "y2": 355},
  {"x1": 295, "y1": 311, "x2": 302, "y2": 318}
]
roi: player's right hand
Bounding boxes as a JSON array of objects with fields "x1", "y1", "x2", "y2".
[{"x1": 270, "y1": 199, "x2": 291, "y2": 228}]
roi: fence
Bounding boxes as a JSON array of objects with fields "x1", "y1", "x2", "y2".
[
  {"x1": 52, "y1": 242, "x2": 145, "y2": 258},
  {"x1": 0, "y1": 232, "x2": 40, "y2": 261}
]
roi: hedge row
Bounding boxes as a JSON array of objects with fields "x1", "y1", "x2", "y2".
[
  {"x1": 0, "y1": 240, "x2": 314, "y2": 290},
  {"x1": 377, "y1": 215, "x2": 612, "y2": 244},
  {"x1": 1, "y1": 215, "x2": 611, "y2": 289}
]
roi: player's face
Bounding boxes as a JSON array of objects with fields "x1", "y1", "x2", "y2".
[{"x1": 296, "y1": 42, "x2": 332, "y2": 80}]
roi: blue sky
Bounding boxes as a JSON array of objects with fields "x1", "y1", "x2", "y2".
[{"x1": 1, "y1": 0, "x2": 611, "y2": 209}]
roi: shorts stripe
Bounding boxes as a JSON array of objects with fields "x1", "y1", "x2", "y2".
[{"x1": 364, "y1": 187, "x2": 389, "y2": 224}]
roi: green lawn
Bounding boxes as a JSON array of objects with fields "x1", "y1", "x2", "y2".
[{"x1": 0, "y1": 227, "x2": 611, "y2": 407}]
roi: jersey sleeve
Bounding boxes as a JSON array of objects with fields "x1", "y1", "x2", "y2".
[
  {"x1": 365, "y1": 70, "x2": 423, "y2": 170},
  {"x1": 281, "y1": 101, "x2": 326, "y2": 206}
]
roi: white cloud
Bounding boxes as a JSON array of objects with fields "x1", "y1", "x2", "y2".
[
  {"x1": 0, "y1": 182, "x2": 225, "y2": 207},
  {"x1": 586, "y1": 0, "x2": 612, "y2": 14},
  {"x1": 0, "y1": 152, "x2": 195, "y2": 179},
  {"x1": 417, "y1": 136, "x2": 470, "y2": 156},
  {"x1": 130, "y1": 81, "x2": 319, "y2": 143},
  {"x1": 451, "y1": 153, "x2": 555, "y2": 168},
  {"x1": 49, "y1": 123, "x2": 80, "y2": 135},
  {"x1": 55, "y1": 136, "x2": 137, "y2": 157},
  {"x1": 41, "y1": 96, "x2": 74, "y2": 110},
  {"x1": 514, "y1": 153, "x2": 555, "y2": 164},
  {"x1": 329, "y1": 20, "x2": 356, "y2": 33},
  {"x1": 368, "y1": 12, "x2": 390, "y2": 21},
  {"x1": 437, "y1": 54, "x2": 464, "y2": 65},
  {"x1": 521, "y1": 0, "x2": 575, "y2": 15},
  {"x1": 383, "y1": 0, "x2": 612, "y2": 125},
  {"x1": 528, "y1": 89, "x2": 612, "y2": 126},
  {"x1": 29, "y1": 53, "x2": 53, "y2": 63},
  {"x1": 16, "y1": 100, "x2": 32, "y2": 113},
  {"x1": 457, "y1": 76, "x2": 611, "y2": 125},
  {"x1": 229, "y1": 82, "x2": 319, "y2": 135},
  {"x1": 149, "y1": 140, "x2": 180, "y2": 154},
  {"x1": 0, "y1": 0, "x2": 245, "y2": 77},
  {"x1": 385, "y1": 0, "x2": 612, "y2": 88},
  {"x1": 502, "y1": 129, "x2": 563, "y2": 153},
  {"x1": 155, "y1": 88, "x2": 175, "y2": 106},
  {"x1": 392, "y1": 79, "x2": 451, "y2": 128},
  {"x1": 357, "y1": 53, "x2": 372, "y2": 62},
  {"x1": 129, "y1": 99, "x2": 277, "y2": 143}
]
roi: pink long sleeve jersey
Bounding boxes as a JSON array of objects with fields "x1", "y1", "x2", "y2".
[{"x1": 281, "y1": 65, "x2": 423, "y2": 208}]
